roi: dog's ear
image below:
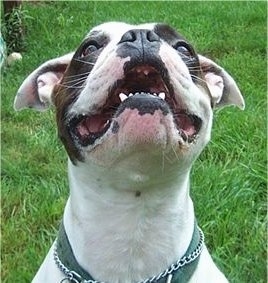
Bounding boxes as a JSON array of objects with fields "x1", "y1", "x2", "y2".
[
  {"x1": 14, "y1": 52, "x2": 74, "y2": 111},
  {"x1": 198, "y1": 55, "x2": 245, "y2": 110}
]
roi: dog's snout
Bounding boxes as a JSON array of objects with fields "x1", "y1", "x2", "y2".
[{"x1": 119, "y1": 29, "x2": 160, "y2": 45}]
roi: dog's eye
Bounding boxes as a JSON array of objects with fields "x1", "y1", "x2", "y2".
[
  {"x1": 174, "y1": 41, "x2": 195, "y2": 58},
  {"x1": 176, "y1": 46, "x2": 190, "y2": 56},
  {"x1": 81, "y1": 41, "x2": 100, "y2": 57}
]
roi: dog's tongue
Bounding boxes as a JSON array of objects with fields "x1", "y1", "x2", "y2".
[
  {"x1": 177, "y1": 114, "x2": 197, "y2": 136},
  {"x1": 76, "y1": 115, "x2": 109, "y2": 136}
]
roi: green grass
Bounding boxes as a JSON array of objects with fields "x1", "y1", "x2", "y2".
[{"x1": 1, "y1": 1, "x2": 266, "y2": 282}]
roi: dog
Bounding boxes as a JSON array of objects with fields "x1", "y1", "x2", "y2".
[{"x1": 14, "y1": 22, "x2": 244, "y2": 283}]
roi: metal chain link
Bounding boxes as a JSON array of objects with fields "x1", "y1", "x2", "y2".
[{"x1": 54, "y1": 227, "x2": 204, "y2": 283}]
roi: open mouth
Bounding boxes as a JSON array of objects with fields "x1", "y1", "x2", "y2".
[{"x1": 69, "y1": 65, "x2": 202, "y2": 146}]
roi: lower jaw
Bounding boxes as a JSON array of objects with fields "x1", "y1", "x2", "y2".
[
  {"x1": 115, "y1": 109, "x2": 171, "y2": 146},
  {"x1": 69, "y1": 108, "x2": 200, "y2": 155}
]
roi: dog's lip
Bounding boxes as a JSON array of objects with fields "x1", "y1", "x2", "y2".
[
  {"x1": 71, "y1": 114, "x2": 111, "y2": 146},
  {"x1": 69, "y1": 64, "x2": 202, "y2": 146},
  {"x1": 174, "y1": 111, "x2": 202, "y2": 143}
]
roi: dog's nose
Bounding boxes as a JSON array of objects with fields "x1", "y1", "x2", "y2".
[
  {"x1": 119, "y1": 29, "x2": 160, "y2": 45},
  {"x1": 117, "y1": 29, "x2": 161, "y2": 63}
]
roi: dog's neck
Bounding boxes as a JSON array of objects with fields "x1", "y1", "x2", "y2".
[{"x1": 63, "y1": 159, "x2": 195, "y2": 283}]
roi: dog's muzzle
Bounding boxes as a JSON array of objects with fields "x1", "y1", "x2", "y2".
[{"x1": 67, "y1": 29, "x2": 202, "y2": 147}]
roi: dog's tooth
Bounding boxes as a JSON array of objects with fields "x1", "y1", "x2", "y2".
[
  {"x1": 159, "y1": 92, "x2": 165, "y2": 100},
  {"x1": 128, "y1": 93, "x2": 133, "y2": 97},
  {"x1": 181, "y1": 130, "x2": 188, "y2": 141},
  {"x1": 143, "y1": 70, "x2": 149, "y2": 76},
  {"x1": 119, "y1": 93, "x2": 128, "y2": 102},
  {"x1": 104, "y1": 120, "x2": 110, "y2": 127}
]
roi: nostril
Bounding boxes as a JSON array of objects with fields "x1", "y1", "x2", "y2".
[
  {"x1": 119, "y1": 30, "x2": 137, "y2": 43},
  {"x1": 119, "y1": 29, "x2": 160, "y2": 45},
  {"x1": 146, "y1": 30, "x2": 160, "y2": 42}
]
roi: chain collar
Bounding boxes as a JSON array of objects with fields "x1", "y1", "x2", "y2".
[{"x1": 54, "y1": 223, "x2": 204, "y2": 283}]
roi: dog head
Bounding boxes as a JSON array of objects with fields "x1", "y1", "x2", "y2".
[{"x1": 14, "y1": 22, "x2": 244, "y2": 186}]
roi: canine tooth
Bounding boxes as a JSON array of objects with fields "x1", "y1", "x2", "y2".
[
  {"x1": 129, "y1": 93, "x2": 133, "y2": 97},
  {"x1": 119, "y1": 93, "x2": 128, "y2": 102},
  {"x1": 159, "y1": 92, "x2": 166, "y2": 100}
]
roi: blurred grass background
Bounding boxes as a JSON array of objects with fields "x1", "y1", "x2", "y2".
[{"x1": 1, "y1": 1, "x2": 266, "y2": 282}]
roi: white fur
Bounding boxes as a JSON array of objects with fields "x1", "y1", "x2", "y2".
[
  {"x1": 32, "y1": 160, "x2": 228, "y2": 282},
  {"x1": 13, "y1": 22, "x2": 245, "y2": 283},
  {"x1": 64, "y1": 161, "x2": 194, "y2": 282}
]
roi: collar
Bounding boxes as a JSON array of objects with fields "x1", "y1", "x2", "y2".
[{"x1": 54, "y1": 221, "x2": 204, "y2": 283}]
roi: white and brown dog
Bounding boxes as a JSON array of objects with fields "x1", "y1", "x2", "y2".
[{"x1": 14, "y1": 22, "x2": 244, "y2": 283}]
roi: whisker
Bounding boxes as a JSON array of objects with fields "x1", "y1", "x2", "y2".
[
  {"x1": 187, "y1": 66, "x2": 202, "y2": 71},
  {"x1": 58, "y1": 84, "x2": 84, "y2": 89},
  {"x1": 164, "y1": 149, "x2": 174, "y2": 164},
  {"x1": 62, "y1": 75, "x2": 88, "y2": 86},
  {"x1": 64, "y1": 72, "x2": 91, "y2": 79},
  {"x1": 161, "y1": 150, "x2": 166, "y2": 173},
  {"x1": 171, "y1": 144, "x2": 180, "y2": 162},
  {"x1": 74, "y1": 58, "x2": 96, "y2": 65},
  {"x1": 191, "y1": 75, "x2": 207, "y2": 84}
]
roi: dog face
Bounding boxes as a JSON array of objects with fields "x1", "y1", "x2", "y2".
[
  {"x1": 55, "y1": 22, "x2": 212, "y2": 166},
  {"x1": 14, "y1": 22, "x2": 244, "y2": 184}
]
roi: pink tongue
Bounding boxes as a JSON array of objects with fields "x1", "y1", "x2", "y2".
[
  {"x1": 177, "y1": 114, "x2": 196, "y2": 136},
  {"x1": 77, "y1": 115, "x2": 108, "y2": 136}
]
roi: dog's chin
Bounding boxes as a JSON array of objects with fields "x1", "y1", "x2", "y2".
[{"x1": 67, "y1": 65, "x2": 202, "y2": 152}]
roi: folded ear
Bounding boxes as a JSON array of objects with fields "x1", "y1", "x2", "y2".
[
  {"x1": 198, "y1": 55, "x2": 245, "y2": 110},
  {"x1": 14, "y1": 52, "x2": 74, "y2": 111}
]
